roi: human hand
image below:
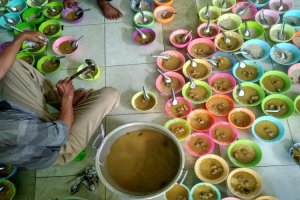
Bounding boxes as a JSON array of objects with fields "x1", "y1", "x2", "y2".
[
  {"x1": 56, "y1": 78, "x2": 75, "y2": 100},
  {"x1": 63, "y1": 0, "x2": 78, "y2": 8},
  {"x1": 18, "y1": 31, "x2": 48, "y2": 45}
]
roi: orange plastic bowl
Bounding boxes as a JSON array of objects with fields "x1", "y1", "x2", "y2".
[
  {"x1": 154, "y1": 0, "x2": 173, "y2": 6},
  {"x1": 154, "y1": 5, "x2": 176, "y2": 24}
]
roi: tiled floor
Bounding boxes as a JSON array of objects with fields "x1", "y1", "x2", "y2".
[{"x1": 1, "y1": 0, "x2": 300, "y2": 199}]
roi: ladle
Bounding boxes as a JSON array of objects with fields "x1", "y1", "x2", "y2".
[
  {"x1": 274, "y1": 45, "x2": 288, "y2": 60},
  {"x1": 236, "y1": 80, "x2": 245, "y2": 96},
  {"x1": 204, "y1": 16, "x2": 211, "y2": 34},
  {"x1": 75, "y1": 8, "x2": 91, "y2": 16},
  {"x1": 135, "y1": 27, "x2": 147, "y2": 40},
  {"x1": 278, "y1": 22, "x2": 286, "y2": 41},
  {"x1": 171, "y1": 88, "x2": 178, "y2": 106},
  {"x1": 69, "y1": 59, "x2": 96, "y2": 80},
  {"x1": 188, "y1": 73, "x2": 196, "y2": 89},
  {"x1": 233, "y1": 53, "x2": 246, "y2": 68},
  {"x1": 140, "y1": 8, "x2": 148, "y2": 24},
  {"x1": 161, "y1": 11, "x2": 177, "y2": 18},
  {"x1": 238, "y1": 4, "x2": 251, "y2": 16},
  {"x1": 243, "y1": 21, "x2": 250, "y2": 37},
  {"x1": 151, "y1": 54, "x2": 171, "y2": 60},
  {"x1": 72, "y1": 35, "x2": 84, "y2": 48},
  {"x1": 186, "y1": 53, "x2": 197, "y2": 68},
  {"x1": 278, "y1": 0, "x2": 284, "y2": 11},
  {"x1": 51, "y1": 56, "x2": 65, "y2": 63},
  {"x1": 182, "y1": 30, "x2": 192, "y2": 43},
  {"x1": 157, "y1": 68, "x2": 172, "y2": 84},
  {"x1": 204, "y1": 3, "x2": 210, "y2": 19},
  {"x1": 222, "y1": 31, "x2": 231, "y2": 45},
  {"x1": 142, "y1": 86, "x2": 150, "y2": 101}
]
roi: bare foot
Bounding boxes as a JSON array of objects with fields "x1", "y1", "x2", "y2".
[
  {"x1": 73, "y1": 88, "x2": 93, "y2": 106},
  {"x1": 98, "y1": 0, "x2": 123, "y2": 20}
]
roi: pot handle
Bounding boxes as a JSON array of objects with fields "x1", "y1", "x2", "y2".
[
  {"x1": 177, "y1": 169, "x2": 188, "y2": 185},
  {"x1": 92, "y1": 123, "x2": 105, "y2": 151}
]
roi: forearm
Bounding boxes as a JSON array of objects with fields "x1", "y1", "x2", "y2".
[
  {"x1": 0, "y1": 35, "x2": 25, "y2": 80},
  {"x1": 58, "y1": 97, "x2": 74, "y2": 133}
]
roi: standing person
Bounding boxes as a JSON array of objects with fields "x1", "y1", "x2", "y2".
[
  {"x1": 63, "y1": 0, "x2": 123, "y2": 20},
  {"x1": 0, "y1": 31, "x2": 120, "y2": 169}
]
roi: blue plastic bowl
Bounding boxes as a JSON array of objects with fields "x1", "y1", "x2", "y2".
[
  {"x1": 190, "y1": 182, "x2": 221, "y2": 200},
  {"x1": 0, "y1": 13, "x2": 21, "y2": 30},
  {"x1": 251, "y1": 0, "x2": 270, "y2": 8},
  {"x1": 0, "y1": 164, "x2": 18, "y2": 180},
  {"x1": 251, "y1": 116, "x2": 285, "y2": 143},
  {"x1": 241, "y1": 39, "x2": 271, "y2": 61},
  {"x1": 6, "y1": 0, "x2": 28, "y2": 15},
  {"x1": 232, "y1": 60, "x2": 264, "y2": 83},
  {"x1": 283, "y1": 10, "x2": 300, "y2": 31},
  {"x1": 131, "y1": 0, "x2": 154, "y2": 12},
  {"x1": 270, "y1": 43, "x2": 300, "y2": 66},
  {"x1": 210, "y1": 51, "x2": 238, "y2": 72}
]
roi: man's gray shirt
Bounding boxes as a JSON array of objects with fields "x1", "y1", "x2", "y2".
[{"x1": 0, "y1": 101, "x2": 68, "y2": 170}]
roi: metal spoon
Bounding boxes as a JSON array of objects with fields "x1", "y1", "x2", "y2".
[
  {"x1": 186, "y1": 53, "x2": 197, "y2": 68},
  {"x1": 237, "y1": 80, "x2": 245, "y2": 96},
  {"x1": 71, "y1": 35, "x2": 84, "y2": 48},
  {"x1": 5, "y1": 24, "x2": 24, "y2": 32},
  {"x1": 221, "y1": 0, "x2": 227, "y2": 8},
  {"x1": 70, "y1": 59, "x2": 96, "y2": 80},
  {"x1": 233, "y1": 53, "x2": 246, "y2": 68},
  {"x1": 3, "y1": 15, "x2": 15, "y2": 24},
  {"x1": 31, "y1": 0, "x2": 44, "y2": 6},
  {"x1": 222, "y1": 31, "x2": 231, "y2": 45},
  {"x1": 260, "y1": 9, "x2": 268, "y2": 25},
  {"x1": 5, "y1": 6, "x2": 19, "y2": 12},
  {"x1": 157, "y1": 68, "x2": 172, "y2": 84},
  {"x1": 274, "y1": 45, "x2": 288, "y2": 60},
  {"x1": 0, "y1": 186, "x2": 4, "y2": 191},
  {"x1": 171, "y1": 88, "x2": 178, "y2": 105},
  {"x1": 142, "y1": 86, "x2": 150, "y2": 101},
  {"x1": 234, "y1": 49, "x2": 250, "y2": 55},
  {"x1": 204, "y1": 16, "x2": 211, "y2": 34},
  {"x1": 51, "y1": 56, "x2": 65, "y2": 63},
  {"x1": 243, "y1": 21, "x2": 250, "y2": 37},
  {"x1": 204, "y1": 3, "x2": 210, "y2": 19},
  {"x1": 140, "y1": 8, "x2": 148, "y2": 24},
  {"x1": 75, "y1": 8, "x2": 91, "y2": 16},
  {"x1": 278, "y1": 22, "x2": 286, "y2": 41},
  {"x1": 265, "y1": 108, "x2": 281, "y2": 113},
  {"x1": 188, "y1": 73, "x2": 196, "y2": 89},
  {"x1": 182, "y1": 30, "x2": 192, "y2": 43},
  {"x1": 237, "y1": 4, "x2": 251, "y2": 16},
  {"x1": 278, "y1": 0, "x2": 284, "y2": 11},
  {"x1": 135, "y1": 27, "x2": 147, "y2": 40},
  {"x1": 161, "y1": 11, "x2": 177, "y2": 18},
  {"x1": 151, "y1": 54, "x2": 171, "y2": 60},
  {"x1": 206, "y1": 58, "x2": 218, "y2": 67}
]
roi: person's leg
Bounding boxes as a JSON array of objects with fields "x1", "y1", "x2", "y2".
[
  {"x1": 98, "y1": 0, "x2": 123, "y2": 20},
  {"x1": 54, "y1": 87, "x2": 120, "y2": 165}
]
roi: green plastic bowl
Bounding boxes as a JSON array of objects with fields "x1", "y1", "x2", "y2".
[
  {"x1": 164, "y1": 118, "x2": 192, "y2": 141},
  {"x1": 21, "y1": 41, "x2": 46, "y2": 55},
  {"x1": 294, "y1": 95, "x2": 300, "y2": 113},
  {"x1": 228, "y1": 139, "x2": 262, "y2": 168},
  {"x1": 22, "y1": 7, "x2": 45, "y2": 24},
  {"x1": 77, "y1": 64, "x2": 101, "y2": 81},
  {"x1": 270, "y1": 23, "x2": 295, "y2": 43},
  {"x1": 238, "y1": 21, "x2": 264, "y2": 40},
  {"x1": 133, "y1": 10, "x2": 155, "y2": 28},
  {"x1": 42, "y1": 1, "x2": 64, "y2": 19},
  {"x1": 259, "y1": 71, "x2": 292, "y2": 94},
  {"x1": 212, "y1": 0, "x2": 236, "y2": 12},
  {"x1": 16, "y1": 51, "x2": 35, "y2": 66},
  {"x1": 217, "y1": 13, "x2": 242, "y2": 32},
  {"x1": 13, "y1": 22, "x2": 36, "y2": 36},
  {"x1": 37, "y1": 55, "x2": 61, "y2": 74},
  {"x1": 182, "y1": 80, "x2": 212, "y2": 104},
  {"x1": 0, "y1": 179, "x2": 16, "y2": 200},
  {"x1": 199, "y1": 6, "x2": 221, "y2": 23},
  {"x1": 232, "y1": 82, "x2": 265, "y2": 107},
  {"x1": 38, "y1": 19, "x2": 62, "y2": 38},
  {"x1": 261, "y1": 94, "x2": 295, "y2": 119}
]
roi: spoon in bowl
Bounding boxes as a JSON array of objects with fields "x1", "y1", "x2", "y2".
[
  {"x1": 237, "y1": 4, "x2": 251, "y2": 16},
  {"x1": 203, "y1": 3, "x2": 210, "y2": 19},
  {"x1": 204, "y1": 16, "x2": 211, "y2": 34},
  {"x1": 161, "y1": 11, "x2": 177, "y2": 18},
  {"x1": 278, "y1": 22, "x2": 286, "y2": 41},
  {"x1": 278, "y1": 0, "x2": 284, "y2": 12},
  {"x1": 260, "y1": 9, "x2": 268, "y2": 25},
  {"x1": 274, "y1": 45, "x2": 288, "y2": 60},
  {"x1": 188, "y1": 73, "x2": 196, "y2": 89},
  {"x1": 233, "y1": 53, "x2": 246, "y2": 68},
  {"x1": 236, "y1": 80, "x2": 245, "y2": 96},
  {"x1": 157, "y1": 68, "x2": 172, "y2": 84},
  {"x1": 186, "y1": 53, "x2": 197, "y2": 67},
  {"x1": 135, "y1": 27, "x2": 147, "y2": 40},
  {"x1": 222, "y1": 31, "x2": 231, "y2": 45},
  {"x1": 3, "y1": 15, "x2": 16, "y2": 24},
  {"x1": 75, "y1": 8, "x2": 91, "y2": 16},
  {"x1": 221, "y1": 0, "x2": 227, "y2": 8},
  {"x1": 171, "y1": 88, "x2": 178, "y2": 105},
  {"x1": 72, "y1": 35, "x2": 84, "y2": 48},
  {"x1": 142, "y1": 86, "x2": 150, "y2": 101},
  {"x1": 265, "y1": 108, "x2": 281, "y2": 113},
  {"x1": 151, "y1": 54, "x2": 171, "y2": 59},
  {"x1": 234, "y1": 49, "x2": 250, "y2": 55},
  {"x1": 182, "y1": 30, "x2": 192, "y2": 43},
  {"x1": 140, "y1": 8, "x2": 148, "y2": 24},
  {"x1": 243, "y1": 21, "x2": 250, "y2": 37}
]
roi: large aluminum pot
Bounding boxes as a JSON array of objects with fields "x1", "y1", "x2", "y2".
[{"x1": 95, "y1": 122, "x2": 186, "y2": 199}]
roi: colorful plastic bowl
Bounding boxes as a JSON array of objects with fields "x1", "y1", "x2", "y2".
[
  {"x1": 232, "y1": 82, "x2": 265, "y2": 107},
  {"x1": 165, "y1": 97, "x2": 193, "y2": 118},
  {"x1": 0, "y1": 13, "x2": 21, "y2": 30},
  {"x1": 197, "y1": 22, "x2": 220, "y2": 40},
  {"x1": 232, "y1": 60, "x2": 264, "y2": 83},
  {"x1": 153, "y1": 0, "x2": 173, "y2": 6},
  {"x1": 131, "y1": 91, "x2": 157, "y2": 112},
  {"x1": 199, "y1": 6, "x2": 221, "y2": 23},
  {"x1": 222, "y1": 198, "x2": 241, "y2": 200},
  {"x1": 62, "y1": 6, "x2": 84, "y2": 23},
  {"x1": 0, "y1": 164, "x2": 17, "y2": 180},
  {"x1": 131, "y1": 0, "x2": 154, "y2": 12},
  {"x1": 133, "y1": 10, "x2": 155, "y2": 28},
  {"x1": 21, "y1": 41, "x2": 46, "y2": 55},
  {"x1": 13, "y1": 22, "x2": 36, "y2": 36},
  {"x1": 187, "y1": 109, "x2": 215, "y2": 132},
  {"x1": 294, "y1": 95, "x2": 300, "y2": 113},
  {"x1": 212, "y1": 0, "x2": 236, "y2": 12},
  {"x1": 214, "y1": 31, "x2": 244, "y2": 52},
  {"x1": 182, "y1": 80, "x2": 212, "y2": 104},
  {"x1": 52, "y1": 35, "x2": 79, "y2": 56},
  {"x1": 169, "y1": 29, "x2": 193, "y2": 49},
  {"x1": 164, "y1": 118, "x2": 192, "y2": 141},
  {"x1": 288, "y1": 63, "x2": 300, "y2": 84},
  {"x1": 255, "y1": 9, "x2": 280, "y2": 29},
  {"x1": 208, "y1": 73, "x2": 236, "y2": 94},
  {"x1": 132, "y1": 27, "x2": 156, "y2": 46},
  {"x1": 251, "y1": 0, "x2": 270, "y2": 8},
  {"x1": 42, "y1": 1, "x2": 64, "y2": 19},
  {"x1": 261, "y1": 94, "x2": 295, "y2": 119},
  {"x1": 182, "y1": 59, "x2": 213, "y2": 81},
  {"x1": 228, "y1": 107, "x2": 256, "y2": 129},
  {"x1": 38, "y1": 19, "x2": 62, "y2": 38},
  {"x1": 270, "y1": 23, "x2": 295, "y2": 43},
  {"x1": 184, "y1": 133, "x2": 215, "y2": 157},
  {"x1": 6, "y1": 0, "x2": 27, "y2": 15},
  {"x1": 255, "y1": 196, "x2": 278, "y2": 200},
  {"x1": 240, "y1": 39, "x2": 271, "y2": 61},
  {"x1": 210, "y1": 51, "x2": 238, "y2": 72},
  {"x1": 292, "y1": 31, "x2": 300, "y2": 48},
  {"x1": 238, "y1": 21, "x2": 264, "y2": 40},
  {"x1": 187, "y1": 38, "x2": 216, "y2": 58},
  {"x1": 190, "y1": 182, "x2": 221, "y2": 200},
  {"x1": 164, "y1": 183, "x2": 190, "y2": 200},
  {"x1": 155, "y1": 71, "x2": 185, "y2": 95},
  {"x1": 0, "y1": 179, "x2": 16, "y2": 200},
  {"x1": 283, "y1": 10, "x2": 300, "y2": 31},
  {"x1": 270, "y1": 43, "x2": 300, "y2": 66},
  {"x1": 37, "y1": 55, "x2": 62, "y2": 74},
  {"x1": 251, "y1": 116, "x2": 285, "y2": 143},
  {"x1": 227, "y1": 168, "x2": 263, "y2": 199},
  {"x1": 16, "y1": 51, "x2": 35, "y2": 66},
  {"x1": 206, "y1": 94, "x2": 234, "y2": 116},
  {"x1": 228, "y1": 140, "x2": 262, "y2": 167},
  {"x1": 217, "y1": 13, "x2": 242, "y2": 32},
  {"x1": 232, "y1": 2, "x2": 257, "y2": 21},
  {"x1": 209, "y1": 121, "x2": 239, "y2": 145},
  {"x1": 269, "y1": 0, "x2": 293, "y2": 15},
  {"x1": 156, "y1": 50, "x2": 185, "y2": 72},
  {"x1": 194, "y1": 154, "x2": 229, "y2": 184},
  {"x1": 259, "y1": 70, "x2": 292, "y2": 94},
  {"x1": 26, "y1": 0, "x2": 48, "y2": 7},
  {"x1": 22, "y1": 7, "x2": 45, "y2": 24},
  {"x1": 77, "y1": 64, "x2": 101, "y2": 81},
  {"x1": 154, "y1": 5, "x2": 176, "y2": 24}
]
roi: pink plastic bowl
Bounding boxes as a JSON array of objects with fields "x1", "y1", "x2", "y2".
[
  {"x1": 187, "y1": 109, "x2": 216, "y2": 132},
  {"x1": 169, "y1": 29, "x2": 193, "y2": 48},
  {"x1": 165, "y1": 96, "x2": 193, "y2": 118},
  {"x1": 269, "y1": 0, "x2": 294, "y2": 15},
  {"x1": 231, "y1": 2, "x2": 257, "y2": 21},
  {"x1": 156, "y1": 50, "x2": 186, "y2": 72},
  {"x1": 208, "y1": 73, "x2": 236, "y2": 94},
  {"x1": 61, "y1": 6, "x2": 84, "y2": 23},
  {"x1": 197, "y1": 22, "x2": 221, "y2": 40},
  {"x1": 255, "y1": 9, "x2": 280, "y2": 29},
  {"x1": 184, "y1": 132, "x2": 215, "y2": 157},
  {"x1": 155, "y1": 71, "x2": 185, "y2": 95},
  {"x1": 209, "y1": 121, "x2": 239, "y2": 146},
  {"x1": 52, "y1": 35, "x2": 78, "y2": 56},
  {"x1": 187, "y1": 38, "x2": 216, "y2": 58}
]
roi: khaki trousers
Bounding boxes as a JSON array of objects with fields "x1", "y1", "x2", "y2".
[{"x1": 0, "y1": 60, "x2": 120, "y2": 165}]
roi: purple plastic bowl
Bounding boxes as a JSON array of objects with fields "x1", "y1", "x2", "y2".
[
  {"x1": 61, "y1": 6, "x2": 84, "y2": 23},
  {"x1": 131, "y1": 27, "x2": 156, "y2": 46}
]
